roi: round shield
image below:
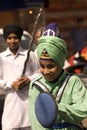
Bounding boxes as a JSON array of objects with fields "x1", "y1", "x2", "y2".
[{"x1": 35, "y1": 92, "x2": 58, "y2": 128}]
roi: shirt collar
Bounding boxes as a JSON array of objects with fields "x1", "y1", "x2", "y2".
[{"x1": 4, "y1": 47, "x2": 27, "y2": 57}]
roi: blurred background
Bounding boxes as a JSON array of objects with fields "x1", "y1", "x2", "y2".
[
  {"x1": 0, "y1": 0, "x2": 87, "y2": 57},
  {"x1": 0, "y1": 1, "x2": 87, "y2": 129}
]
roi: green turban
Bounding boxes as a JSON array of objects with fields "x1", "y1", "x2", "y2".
[{"x1": 37, "y1": 36, "x2": 67, "y2": 68}]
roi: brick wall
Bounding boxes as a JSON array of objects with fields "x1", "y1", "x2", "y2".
[{"x1": 45, "y1": 0, "x2": 87, "y2": 58}]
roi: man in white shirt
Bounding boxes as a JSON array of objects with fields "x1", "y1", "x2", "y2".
[{"x1": 0, "y1": 24, "x2": 40, "y2": 130}]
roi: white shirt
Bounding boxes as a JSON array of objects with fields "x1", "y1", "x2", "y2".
[{"x1": 0, "y1": 47, "x2": 40, "y2": 129}]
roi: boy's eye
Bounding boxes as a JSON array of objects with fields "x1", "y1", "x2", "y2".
[
  {"x1": 47, "y1": 65, "x2": 55, "y2": 69},
  {"x1": 7, "y1": 36, "x2": 18, "y2": 40}
]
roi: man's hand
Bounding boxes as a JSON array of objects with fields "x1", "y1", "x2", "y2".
[{"x1": 12, "y1": 76, "x2": 31, "y2": 90}]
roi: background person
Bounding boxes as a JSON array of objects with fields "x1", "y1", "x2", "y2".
[
  {"x1": 31, "y1": 26, "x2": 45, "y2": 52},
  {"x1": 0, "y1": 24, "x2": 40, "y2": 130},
  {"x1": 70, "y1": 17, "x2": 87, "y2": 53},
  {"x1": 29, "y1": 35, "x2": 87, "y2": 130}
]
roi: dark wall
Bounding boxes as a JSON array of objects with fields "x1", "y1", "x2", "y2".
[{"x1": 0, "y1": 0, "x2": 44, "y2": 11}]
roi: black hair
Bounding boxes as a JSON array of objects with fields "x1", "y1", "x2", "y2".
[{"x1": 3, "y1": 24, "x2": 23, "y2": 39}]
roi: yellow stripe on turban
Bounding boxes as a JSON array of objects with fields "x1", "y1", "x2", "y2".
[{"x1": 37, "y1": 36, "x2": 67, "y2": 68}]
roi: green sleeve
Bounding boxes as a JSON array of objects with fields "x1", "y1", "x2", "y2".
[{"x1": 58, "y1": 76, "x2": 87, "y2": 124}]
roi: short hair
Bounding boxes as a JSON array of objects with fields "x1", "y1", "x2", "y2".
[{"x1": 3, "y1": 24, "x2": 23, "y2": 39}]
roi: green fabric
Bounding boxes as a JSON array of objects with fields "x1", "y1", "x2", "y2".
[
  {"x1": 29, "y1": 72, "x2": 87, "y2": 130},
  {"x1": 37, "y1": 36, "x2": 67, "y2": 68}
]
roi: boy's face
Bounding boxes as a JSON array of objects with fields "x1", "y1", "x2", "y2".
[
  {"x1": 6, "y1": 33, "x2": 21, "y2": 52},
  {"x1": 40, "y1": 59, "x2": 62, "y2": 82}
]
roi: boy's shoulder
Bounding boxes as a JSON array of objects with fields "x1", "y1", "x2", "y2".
[{"x1": 30, "y1": 75, "x2": 42, "y2": 85}]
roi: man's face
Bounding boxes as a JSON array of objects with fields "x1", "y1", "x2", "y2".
[
  {"x1": 6, "y1": 33, "x2": 20, "y2": 51},
  {"x1": 35, "y1": 31, "x2": 41, "y2": 45}
]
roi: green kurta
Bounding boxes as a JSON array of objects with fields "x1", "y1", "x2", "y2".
[{"x1": 29, "y1": 71, "x2": 87, "y2": 130}]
